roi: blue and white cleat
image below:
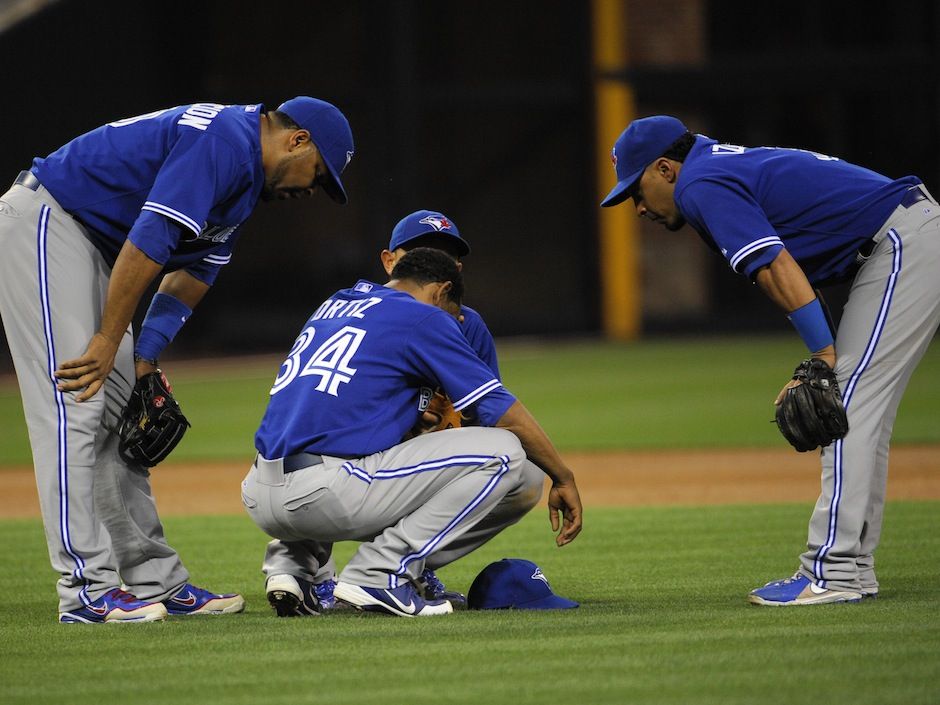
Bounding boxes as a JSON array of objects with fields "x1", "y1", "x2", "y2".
[
  {"x1": 748, "y1": 572, "x2": 862, "y2": 606},
  {"x1": 416, "y1": 569, "x2": 467, "y2": 608},
  {"x1": 164, "y1": 583, "x2": 245, "y2": 615},
  {"x1": 59, "y1": 588, "x2": 168, "y2": 624},
  {"x1": 266, "y1": 574, "x2": 321, "y2": 617},
  {"x1": 333, "y1": 581, "x2": 453, "y2": 617}
]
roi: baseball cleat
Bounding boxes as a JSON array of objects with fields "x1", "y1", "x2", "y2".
[
  {"x1": 164, "y1": 583, "x2": 245, "y2": 615},
  {"x1": 266, "y1": 574, "x2": 321, "y2": 617},
  {"x1": 748, "y1": 572, "x2": 863, "y2": 606},
  {"x1": 416, "y1": 569, "x2": 467, "y2": 608},
  {"x1": 59, "y1": 588, "x2": 168, "y2": 624},
  {"x1": 333, "y1": 581, "x2": 453, "y2": 617}
]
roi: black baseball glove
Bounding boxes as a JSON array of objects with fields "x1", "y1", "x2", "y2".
[
  {"x1": 775, "y1": 359, "x2": 849, "y2": 452},
  {"x1": 118, "y1": 370, "x2": 190, "y2": 467}
]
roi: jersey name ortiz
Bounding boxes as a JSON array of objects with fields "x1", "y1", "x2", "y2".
[
  {"x1": 31, "y1": 103, "x2": 265, "y2": 286},
  {"x1": 255, "y1": 280, "x2": 517, "y2": 459}
]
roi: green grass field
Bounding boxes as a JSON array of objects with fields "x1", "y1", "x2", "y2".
[
  {"x1": 2, "y1": 336, "x2": 939, "y2": 464},
  {"x1": 1, "y1": 505, "x2": 938, "y2": 705},
  {"x1": 1, "y1": 336, "x2": 938, "y2": 704}
]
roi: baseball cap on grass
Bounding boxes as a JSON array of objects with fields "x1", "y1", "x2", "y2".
[
  {"x1": 277, "y1": 96, "x2": 354, "y2": 205},
  {"x1": 467, "y1": 558, "x2": 579, "y2": 610},
  {"x1": 389, "y1": 210, "x2": 470, "y2": 257},
  {"x1": 600, "y1": 115, "x2": 689, "y2": 208}
]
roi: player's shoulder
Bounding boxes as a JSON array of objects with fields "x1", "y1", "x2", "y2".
[{"x1": 175, "y1": 103, "x2": 261, "y2": 153}]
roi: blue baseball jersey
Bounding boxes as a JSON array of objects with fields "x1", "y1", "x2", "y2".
[
  {"x1": 675, "y1": 136, "x2": 920, "y2": 284},
  {"x1": 255, "y1": 281, "x2": 517, "y2": 459},
  {"x1": 459, "y1": 305, "x2": 500, "y2": 380},
  {"x1": 32, "y1": 103, "x2": 266, "y2": 284}
]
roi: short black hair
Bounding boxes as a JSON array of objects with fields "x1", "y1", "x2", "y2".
[
  {"x1": 399, "y1": 233, "x2": 463, "y2": 260},
  {"x1": 661, "y1": 131, "x2": 696, "y2": 162},
  {"x1": 390, "y1": 247, "x2": 464, "y2": 306},
  {"x1": 269, "y1": 110, "x2": 302, "y2": 131}
]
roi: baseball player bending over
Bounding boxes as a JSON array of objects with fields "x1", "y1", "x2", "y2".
[
  {"x1": 602, "y1": 116, "x2": 940, "y2": 606},
  {"x1": 0, "y1": 97, "x2": 354, "y2": 623},
  {"x1": 262, "y1": 209, "x2": 500, "y2": 615},
  {"x1": 242, "y1": 248, "x2": 583, "y2": 617}
]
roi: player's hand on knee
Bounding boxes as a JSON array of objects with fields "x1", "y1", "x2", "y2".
[{"x1": 54, "y1": 333, "x2": 118, "y2": 402}]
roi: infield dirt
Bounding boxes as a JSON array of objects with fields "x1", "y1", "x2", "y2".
[{"x1": 1, "y1": 445, "x2": 938, "y2": 518}]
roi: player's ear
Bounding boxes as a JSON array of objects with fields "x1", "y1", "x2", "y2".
[
  {"x1": 380, "y1": 249, "x2": 397, "y2": 276},
  {"x1": 289, "y1": 129, "x2": 311, "y2": 150}
]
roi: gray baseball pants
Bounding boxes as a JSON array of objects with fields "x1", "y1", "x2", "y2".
[
  {"x1": 799, "y1": 186, "x2": 940, "y2": 592},
  {"x1": 0, "y1": 180, "x2": 188, "y2": 612},
  {"x1": 242, "y1": 427, "x2": 544, "y2": 589}
]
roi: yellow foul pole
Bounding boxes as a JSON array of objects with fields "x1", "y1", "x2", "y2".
[{"x1": 592, "y1": 0, "x2": 638, "y2": 339}]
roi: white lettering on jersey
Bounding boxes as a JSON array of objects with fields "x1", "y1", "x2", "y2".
[
  {"x1": 311, "y1": 296, "x2": 383, "y2": 321},
  {"x1": 270, "y1": 327, "x2": 316, "y2": 395},
  {"x1": 178, "y1": 103, "x2": 226, "y2": 131},
  {"x1": 299, "y1": 326, "x2": 366, "y2": 396},
  {"x1": 108, "y1": 108, "x2": 175, "y2": 128},
  {"x1": 712, "y1": 143, "x2": 840, "y2": 162}
]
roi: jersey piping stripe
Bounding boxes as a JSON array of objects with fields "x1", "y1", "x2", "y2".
[
  {"x1": 37, "y1": 204, "x2": 91, "y2": 606},
  {"x1": 389, "y1": 454, "x2": 511, "y2": 589},
  {"x1": 142, "y1": 201, "x2": 201, "y2": 236},
  {"x1": 813, "y1": 229, "x2": 902, "y2": 586},
  {"x1": 452, "y1": 379, "x2": 502, "y2": 410},
  {"x1": 729, "y1": 236, "x2": 784, "y2": 272},
  {"x1": 202, "y1": 254, "x2": 231, "y2": 265}
]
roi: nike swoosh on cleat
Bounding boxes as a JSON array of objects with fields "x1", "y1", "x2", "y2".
[
  {"x1": 87, "y1": 604, "x2": 109, "y2": 615},
  {"x1": 809, "y1": 583, "x2": 829, "y2": 595},
  {"x1": 385, "y1": 592, "x2": 417, "y2": 615},
  {"x1": 171, "y1": 591, "x2": 198, "y2": 606}
]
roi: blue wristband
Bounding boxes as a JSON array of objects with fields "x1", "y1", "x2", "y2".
[
  {"x1": 135, "y1": 293, "x2": 192, "y2": 361},
  {"x1": 787, "y1": 298, "x2": 834, "y2": 353}
]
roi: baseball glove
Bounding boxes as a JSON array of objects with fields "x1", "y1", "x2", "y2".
[
  {"x1": 403, "y1": 390, "x2": 464, "y2": 441},
  {"x1": 774, "y1": 359, "x2": 849, "y2": 452},
  {"x1": 118, "y1": 370, "x2": 191, "y2": 467}
]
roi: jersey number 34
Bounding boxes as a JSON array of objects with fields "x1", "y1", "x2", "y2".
[{"x1": 270, "y1": 325, "x2": 366, "y2": 397}]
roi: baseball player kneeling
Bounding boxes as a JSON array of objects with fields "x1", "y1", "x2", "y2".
[{"x1": 241, "y1": 248, "x2": 583, "y2": 617}]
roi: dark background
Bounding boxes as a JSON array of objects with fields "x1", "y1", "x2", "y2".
[{"x1": 1, "y1": 0, "x2": 938, "y2": 369}]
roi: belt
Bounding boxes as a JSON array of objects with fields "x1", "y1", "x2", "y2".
[
  {"x1": 283, "y1": 452, "x2": 325, "y2": 473},
  {"x1": 858, "y1": 185, "x2": 930, "y2": 260},
  {"x1": 14, "y1": 170, "x2": 41, "y2": 191},
  {"x1": 899, "y1": 185, "x2": 928, "y2": 209}
]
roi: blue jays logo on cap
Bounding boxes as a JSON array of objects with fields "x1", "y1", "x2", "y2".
[
  {"x1": 389, "y1": 209, "x2": 470, "y2": 257},
  {"x1": 467, "y1": 558, "x2": 579, "y2": 610},
  {"x1": 600, "y1": 115, "x2": 688, "y2": 208},
  {"x1": 418, "y1": 214, "x2": 454, "y2": 232}
]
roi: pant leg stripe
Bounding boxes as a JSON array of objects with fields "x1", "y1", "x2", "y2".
[
  {"x1": 390, "y1": 455, "x2": 511, "y2": 589},
  {"x1": 814, "y1": 230, "x2": 902, "y2": 585},
  {"x1": 37, "y1": 205, "x2": 90, "y2": 605}
]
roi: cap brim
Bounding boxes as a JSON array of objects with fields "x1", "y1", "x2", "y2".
[
  {"x1": 514, "y1": 594, "x2": 579, "y2": 610},
  {"x1": 319, "y1": 162, "x2": 348, "y2": 204},
  {"x1": 600, "y1": 170, "x2": 642, "y2": 208}
]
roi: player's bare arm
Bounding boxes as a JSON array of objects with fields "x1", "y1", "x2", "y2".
[
  {"x1": 55, "y1": 239, "x2": 162, "y2": 401},
  {"x1": 496, "y1": 400, "x2": 583, "y2": 546},
  {"x1": 755, "y1": 248, "x2": 837, "y2": 403}
]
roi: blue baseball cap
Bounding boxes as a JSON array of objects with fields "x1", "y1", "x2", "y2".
[
  {"x1": 389, "y1": 209, "x2": 470, "y2": 257},
  {"x1": 467, "y1": 558, "x2": 579, "y2": 610},
  {"x1": 600, "y1": 115, "x2": 688, "y2": 208},
  {"x1": 277, "y1": 96, "x2": 354, "y2": 205}
]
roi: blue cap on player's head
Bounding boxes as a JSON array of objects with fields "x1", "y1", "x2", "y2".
[
  {"x1": 277, "y1": 96, "x2": 354, "y2": 205},
  {"x1": 467, "y1": 558, "x2": 579, "y2": 610},
  {"x1": 389, "y1": 209, "x2": 470, "y2": 257},
  {"x1": 600, "y1": 115, "x2": 689, "y2": 208}
]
